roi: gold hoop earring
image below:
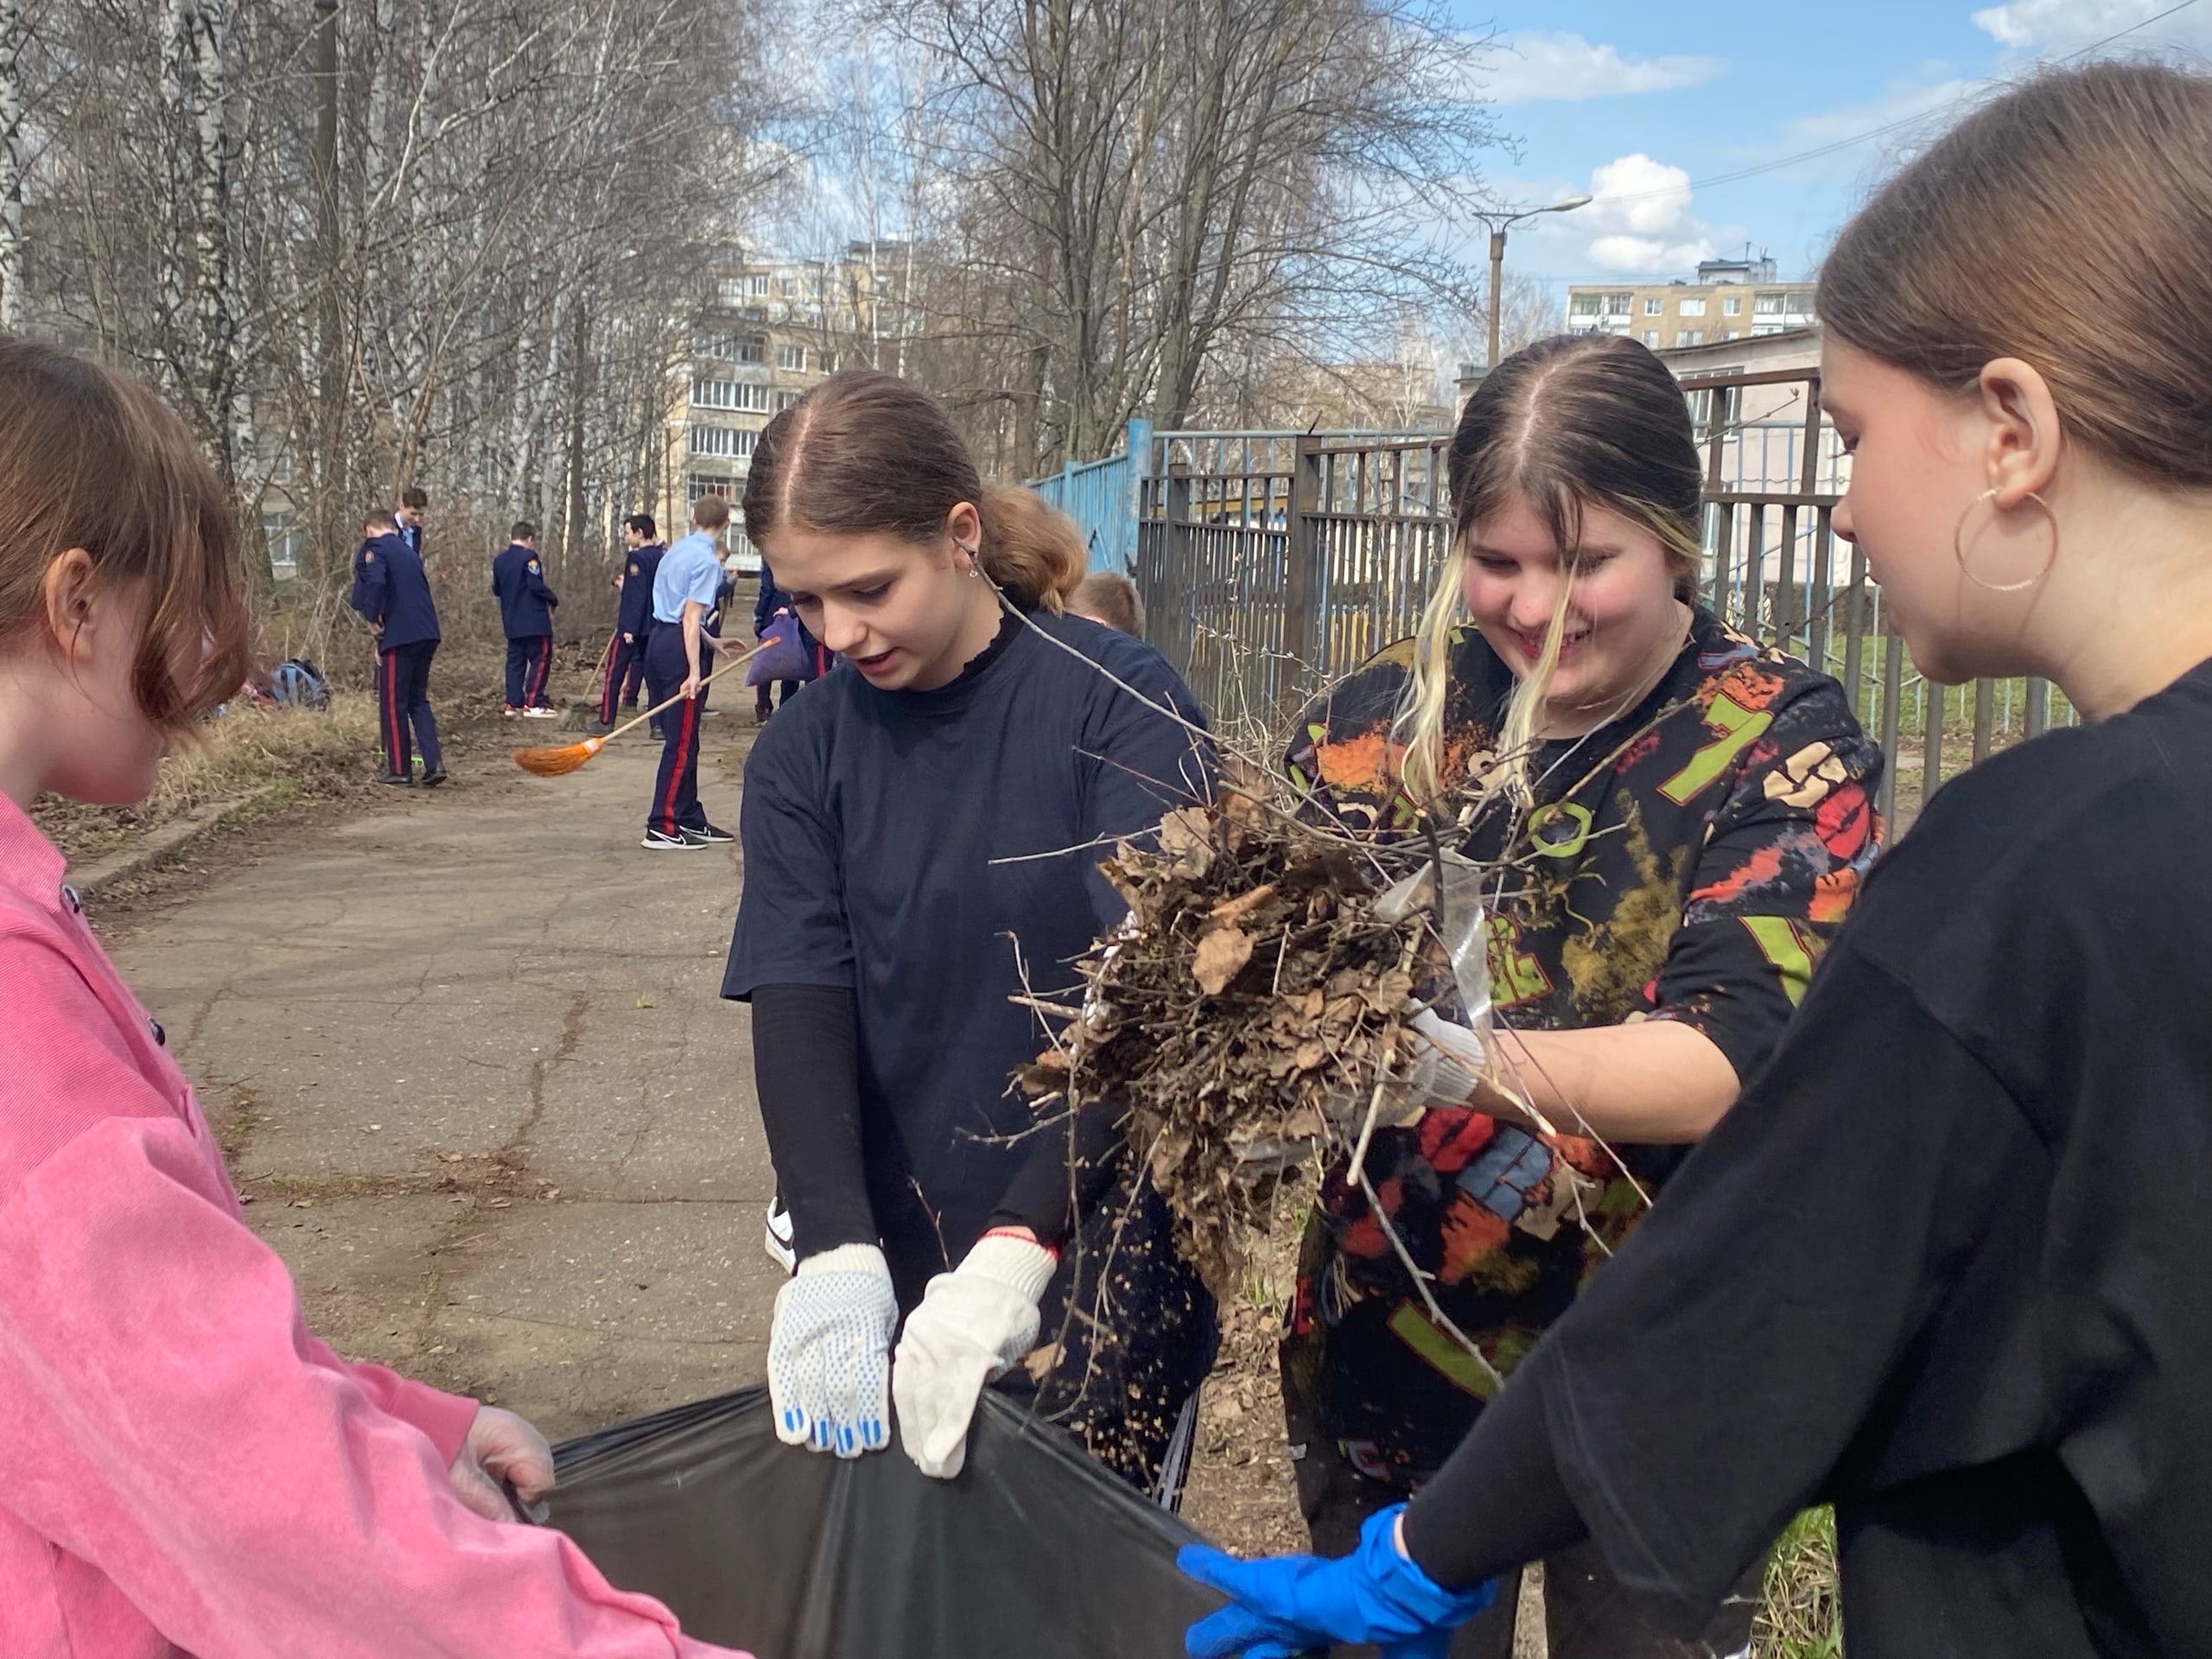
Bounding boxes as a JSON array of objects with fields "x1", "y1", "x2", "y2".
[{"x1": 1954, "y1": 488, "x2": 2059, "y2": 594}]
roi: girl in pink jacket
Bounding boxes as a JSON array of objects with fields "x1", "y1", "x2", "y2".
[{"x1": 0, "y1": 338, "x2": 750, "y2": 1659}]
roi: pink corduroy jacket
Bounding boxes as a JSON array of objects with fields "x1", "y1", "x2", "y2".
[{"x1": 0, "y1": 794, "x2": 747, "y2": 1659}]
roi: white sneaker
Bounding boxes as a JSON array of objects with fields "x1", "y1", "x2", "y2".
[
  {"x1": 764, "y1": 1198, "x2": 797, "y2": 1274},
  {"x1": 522, "y1": 706, "x2": 560, "y2": 719}
]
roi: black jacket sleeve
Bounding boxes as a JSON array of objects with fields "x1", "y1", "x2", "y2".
[
  {"x1": 988, "y1": 1091, "x2": 1127, "y2": 1246},
  {"x1": 750, "y1": 983, "x2": 876, "y2": 1259},
  {"x1": 1402, "y1": 1362, "x2": 1589, "y2": 1589}
]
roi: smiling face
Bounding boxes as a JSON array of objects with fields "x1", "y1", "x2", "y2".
[
  {"x1": 1460, "y1": 493, "x2": 1688, "y2": 734},
  {"x1": 763, "y1": 502, "x2": 1001, "y2": 691}
]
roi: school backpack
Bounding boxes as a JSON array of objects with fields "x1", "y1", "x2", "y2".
[{"x1": 270, "y1": 658, "x2": 331, "y2": 710}]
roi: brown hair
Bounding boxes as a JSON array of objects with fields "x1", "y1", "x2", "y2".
[
  {"x1": 0, "y1": 336, "x2": 249, "y2": 730},
  {"x1": 1071, "y1": 570, "x2": 1145, "y2": 637},
  {"x1": 1822, "y1": 61, "x2": 2212, "y2": 489},
  {"x1": 691, "y1": 493, "x2": 731, "y2": 531},
  {"x1": 364, "y1": 507, "x2": 397, "y2": 533},
  {"x1": 399, "y1": 485, "x2": 429, "y2": 512},
  {"x1": 510, "y1": 520, "x2": 537, "y2": 543},
  {"x1": 744, "y1": 370, "x2": 1086, "y2": 611},
  {"x1": 1399, "y1": 333, "x2": 1703, "y2": 803}
]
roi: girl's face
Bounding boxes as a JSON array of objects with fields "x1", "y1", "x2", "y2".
[
  {"x1": 1461, "y1": 494, "x2": 1687, "y2": 729},
  {"x1": 3, "y1": 562, "x2": 172, "y2": 808},
  {"x1": 766, "y1": 504, "x2": 999, "y2": 692},
  {"x1": 1824, "y1": 339, "x2": 2041, "y2": 686}
]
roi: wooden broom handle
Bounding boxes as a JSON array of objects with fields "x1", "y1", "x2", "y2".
[{"x1": 593, "y1": 640, "x2": 766, "y2": 745}]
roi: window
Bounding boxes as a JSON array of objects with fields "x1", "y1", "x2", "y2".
[
  {"x1": 691, "y1": 378, "x2": 772, "y2": 412},
  {"x1": 686, "y1": 473, "x2": 735, "y2": 505},
  {"x1": 693, "y1": 330, "x2": 767, "y2": 364},
  {"x1": 689, "y1": 423, "x2": 759, "y2": 460},
  {"x1": 1678, "y1": 298, "x2": 1707, "y2": 318},
  {"x1": 1722, "y1": 296, "x2": 1742, "y2": 316},
  {"x1": 717, "y1": 273, "x2": 772, "y2": 304},
  {"x1": 817, "y1": 348, "x2": 837, "y2": 373},
  {"x1": 1723, "y1": 330, "x2": 1740, "y2": 341},
  {"x1": 262, "y1": 511, "x2": 305, "y2": 582},
  {"x1": 1677, "y1": 330, "x2": 1702, "y2": 346},
  {"x1": 1606, "y1": 292, "x2": 1632, "y2": 315},
  {"x1": 1643, "y1": 330, "x2": 1660, "y2": 346},
  {"x1": 1568, "y1": 294, "x2": 1604, "y2": 319},
  {"x1": 1754, "y1": 290, "x2": 1789, "y2": 315},
  {"x1": 776, "y1": 390, "x2": 804, "y2": 410},
  {"x1": 269, "y1": 452, "x2": 294, "y2": 483},
  {"x1": 777, "y1": 344, "x2": 807, "y2": 372},
  {"x1": 1643, "y1": 296, "x2": 1662, "y2": 316},
  {"x1": 1751, "y1": 323, "x2": 1784, "y2": 336}
]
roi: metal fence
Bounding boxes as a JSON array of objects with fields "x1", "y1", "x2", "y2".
[{"x1": 1069, "y1": 369, "x2": 2070, "y2": 821}]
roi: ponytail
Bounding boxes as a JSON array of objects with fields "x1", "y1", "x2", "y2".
[
  {"x1": 979, "y1": 486, "x2": 1086, "y2": 613},
  {"x1": 745, "y1": 371, "x2": 1087, "y2": 613}
]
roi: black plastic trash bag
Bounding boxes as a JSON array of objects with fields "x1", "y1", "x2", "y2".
[{"x1": 548, "y1": 1385, "x2": 1225, "y2": 1658}]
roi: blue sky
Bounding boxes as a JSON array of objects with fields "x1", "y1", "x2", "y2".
[{"x1": 1453, "y1": 0, "x2": 2212, "y2": 290}]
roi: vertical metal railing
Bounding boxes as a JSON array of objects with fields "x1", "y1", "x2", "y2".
[{"x1": 1101, "y1": 372, "x2": 2073, "y2": 814}]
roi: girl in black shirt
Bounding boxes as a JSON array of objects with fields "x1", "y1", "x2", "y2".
[
  {"x1": 1185, "y1": 60, "x2": 2212, "y2": 1659},
  {"x1": 725, "y1": 372, "x2": 1216, "y2": 1497}
]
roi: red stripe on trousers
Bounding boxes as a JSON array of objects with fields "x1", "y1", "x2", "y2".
[
  {"x1": 658, "y1": 693, "x2": 699, "y2": 832},
  {"x1": 528, "y1": 638, "x2": 551, "y2": 706},
  {"x1": 382, "y1": 651, "x2": 403, "y2": 771}
]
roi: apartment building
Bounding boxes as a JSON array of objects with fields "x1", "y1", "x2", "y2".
[
  {"x1": 1565, "y1": 255, "x2": 1815, "y2": 353},
  {"x1": 669, "y1": 244, "x2": 913, "y2": 564}
]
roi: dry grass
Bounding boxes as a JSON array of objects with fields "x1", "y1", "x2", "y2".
[
  {"x1": 1753, "y1": 1508, "x2": 1844, "y2": 1658},
  {"x1": 30, "y1": 694, "x2": 381, "y2": 863}
]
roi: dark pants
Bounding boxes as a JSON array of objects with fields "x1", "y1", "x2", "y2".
[
  {"x1": 643, "y1": 625, "x2": 708, "y2": 836},
  {"x1": 754, "y1": 677, "x2": 801, "y2": 712},
  {"x1": 1292, "y1": 1435, "x2": 1764, "y2": 1659},
  {"x1": 601, "y1": 632, "x2": 647, "y2": 722},
  {"x1": 378, "y1": 642, "x2": 442, "y2": 779},
  {"x1": 505, "y1": 634, "x2": 554, "y2": 709}
]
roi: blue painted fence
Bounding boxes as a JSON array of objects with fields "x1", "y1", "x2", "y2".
[{"x1": 1030, "y1": 419, "x2": 1151, "y2": 572}]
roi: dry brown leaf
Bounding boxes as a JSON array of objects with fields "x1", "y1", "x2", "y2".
[
  {"x1": 1192, "y1": 926, "x2": 1255, "y2": 995},
  {"x1": 1208, "y1": 883, "x2": 1277, "y2": 926}
]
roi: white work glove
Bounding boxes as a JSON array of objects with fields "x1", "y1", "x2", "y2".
[
  {"x1": 892, "y1": 1231, "x2": 1059, "y2": 1480},
  {"x1": 768, "y1": 1243, "x2": 898, "y2": 1459}
]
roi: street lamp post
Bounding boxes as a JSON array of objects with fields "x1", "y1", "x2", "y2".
[{"x1": 1478, "y1": 195, "x2": 1593, "y2": 373}]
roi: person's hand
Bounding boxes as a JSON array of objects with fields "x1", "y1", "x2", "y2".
[
  {"x1": 623, "y1": 631, "x2": 634, "y2": 644},
  {"x1": 447, "y1": 1404, "x2": 556, "y2": 1523},
  {"x1": 681, "y1": 671, "x2": 702, "y2": 701},
  {"x1": 892, "y1": 1230, "x2": 1058, "y2": 1479},
  {"x1": 1179, "y1": 1506, "x2": 1497, "y2": 1659},
  {"x1": 769, "y1": 1243, "x2": 899, "y2": 1458}
]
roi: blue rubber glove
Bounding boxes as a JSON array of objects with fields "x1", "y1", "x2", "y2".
[{"x1": 1179, "y1": 1504, "x2": 1497, "y2": 1659}]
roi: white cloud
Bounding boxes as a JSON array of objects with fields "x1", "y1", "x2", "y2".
[
  {"x1": 1576, "y1": 154, "x2": 1718, "y2": 274},
  {"x1": 1483, "y1": 31, "x2": 1726, "y2": 105},
  {"x1": 1781, "y1": 78, "x2": 1977, "y2": 148},
  {"x1": 1969, "y1": 0, "x2": 2212, "y2": 48}
]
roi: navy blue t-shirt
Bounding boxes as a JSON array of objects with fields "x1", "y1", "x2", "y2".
[{"x1": 723, "y1": 608, "x2": 1211, "y2": 1267}]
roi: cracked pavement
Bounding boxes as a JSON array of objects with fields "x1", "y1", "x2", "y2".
[{"x1": 106, "y1": 723, "x2": 784, "y2": 1438}]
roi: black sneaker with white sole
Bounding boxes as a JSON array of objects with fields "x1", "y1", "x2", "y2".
[
  {"x1": 686, "y1": 822, "x2": 735, "y2": 845},
  {"x1": 641, "y1": 827, "x2": 703, "y2": 850}
]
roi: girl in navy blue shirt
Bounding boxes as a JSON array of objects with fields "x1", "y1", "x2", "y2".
[{"x1": 724, "y1": 371, "x2": 1217, "y2": 1497}]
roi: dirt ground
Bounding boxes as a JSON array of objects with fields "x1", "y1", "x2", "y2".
[{"x1": 83, "y1": 648, "x2": 1313, "y2": 1552}]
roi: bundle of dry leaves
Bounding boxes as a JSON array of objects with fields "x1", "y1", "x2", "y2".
[{"x1": 1020, "y1": 779, "x2": 1485, "y2": 1295}]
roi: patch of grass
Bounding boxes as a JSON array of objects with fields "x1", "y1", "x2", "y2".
[
  {"x1": 30, "y1": 694, "x2": 379, "y2": 862},
  {"x1": 1754, "y1": 1507, "x2": 1843, "y2": 1659}
]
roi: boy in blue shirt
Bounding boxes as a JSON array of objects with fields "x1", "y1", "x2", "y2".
[
  {"x1": 641, "y1": 496, "x2": 739, "y2": 849},
  {"x1": 348, "y1": 508, "x2": 445, "y2": 786},
  {"x1": 491, "y1": 520, "x2": 560, "y2": 718}
]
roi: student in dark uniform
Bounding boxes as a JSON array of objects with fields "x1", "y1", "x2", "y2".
[
  {"x1": 1255, "y1": 330, "x2": 1880, "y2": 1659},
  {"x1": 491, "y1": 521, "x2": 559, "y2": 719},
  {"x1": 395, "y1": 485, "x2": 428, "y2": 559},
  {"x1": 723, "y1": 371, "x2": 1217, "y2": 1501},
  {"x1": 750, "y1": 553, "x2": 829, "y2": 722},
  {"x1": 349, "y1": 507, "x2": 445, "y2": 787},
  {"x1": 1182, "y1": 61, "x2": 2212, "y2": 1659},
  {"x1": 600, "y1": 513, "x2": 663, "y2": 725}
]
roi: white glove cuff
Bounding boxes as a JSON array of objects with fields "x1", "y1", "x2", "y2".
[
  {"x1": 958, "y1": 1233, "x2": 1058, "y2": 1302},
  {"x1": 797, "y1": 1242, "x2": 891, "y2": 1281}
]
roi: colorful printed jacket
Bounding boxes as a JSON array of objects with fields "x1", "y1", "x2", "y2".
[{"x1": 1280, "y1": 607, "x2": 1884, "y2": 1485}]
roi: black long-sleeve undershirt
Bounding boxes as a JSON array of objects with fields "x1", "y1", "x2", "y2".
[
  {"x1": 750, "y1": 982, "x2": 1128, "y2": 1258},
  {"x1": 1399, "y1": 1364, "x2": 1589, "y2": 1592}
]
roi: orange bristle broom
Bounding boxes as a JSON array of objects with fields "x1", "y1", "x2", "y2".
[{"x1": 512, "y1": 642, "x2": 765, "y2": 777}]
